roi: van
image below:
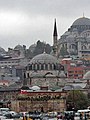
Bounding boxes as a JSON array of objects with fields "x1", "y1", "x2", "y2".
[
  {"x1": 77, "y1": 109, "x2": 90, "y2": 119},
  {"x1": 0, "y1": 108, "x2": 10, "y2": 114}
]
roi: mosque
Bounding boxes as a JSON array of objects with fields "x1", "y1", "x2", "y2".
[
  {"x1": 25, "y1": 15, "x2": 90, "y2": 89},
  {"x1": 53, "y1": 16, "x2": 90, "y2": 58},
  {"x1": 25, "y1": 51, "x2": 65, "y2": 89}
]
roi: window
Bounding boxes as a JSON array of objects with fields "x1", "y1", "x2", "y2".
[{"x1": 41, "y1": 64, "x2": 44, "y2": 70}]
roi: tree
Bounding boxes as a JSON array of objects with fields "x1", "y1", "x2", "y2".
[
  {"x1": 33, "y1": 40, "x2": 44, "y2": 56},
  {"x1": 33, "y1": 40, "x2": 52, "y2": 56},
  {"x1": 66, "y1": 90, "x2": 90, "y2": 111},
  {"x1": 60, "y1": 46, "x2": 69, "y2": 57},
  {"x1": 25, "y1": 49, "x2": 33, "y2": 59},
  {"x1": 45, "y1": 44, "x2": 52, "y2": 54},
  {"x1": 25, "y1": 40, "x2": 52, "y2": 58}
]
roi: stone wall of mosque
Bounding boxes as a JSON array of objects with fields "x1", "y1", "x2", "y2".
[
  {"x1": 11, "y1": 99, "x2": 66, "y2": 113},
  {"x1": 11, "y1": 91, "x2": 66, "y2": 112},
  {"x1": 31, "y1": 78, "x2": 58, "y2": 87}
]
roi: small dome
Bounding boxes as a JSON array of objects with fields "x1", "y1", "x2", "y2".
[
  {"x1": 83, "y1": 71, "x2": 90, "y2": 79},
  {"x1": 30, "y1": 52, "x2": 59, "y2": 64},
  {"x1": 0, "y1": 47, "x2": 6, "y2": 54},
  {"x1": 72, "y1": 17, "x2": 90, "y2": 26},
  {"x1": 31, "y1": 86, "x2": 40, "y2": 91},
  {"x1": 67, "y1": 34, "x2": 74, "y2": 39},
  {"x1": 14, "y1": 44, "x2": 24, "y2": 51},
  {"x1": 63, "y1": 85, "x2": 82, "y2": 90},
  {"x1": 63, "y1": 85, "x2": 73, "y2": 91},
  {"x1": 72, "y1": 28, "x2": 78, "y2": 32}
]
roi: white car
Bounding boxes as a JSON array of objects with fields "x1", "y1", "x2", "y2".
[{"x1": 74, "y1": 112, "x2": 80, "y2": 120}]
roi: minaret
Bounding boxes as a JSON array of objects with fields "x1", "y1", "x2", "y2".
[{"x1": 53, "y1": 18, "x2": 58, "y2": 57}]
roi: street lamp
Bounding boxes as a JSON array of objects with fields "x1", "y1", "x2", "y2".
[
  {"x1": 69, "y1": 85, "x2": 75, "y2": 111},
  {"x1": 51, "y1": 89, "x2": 55, "y2": 117}
]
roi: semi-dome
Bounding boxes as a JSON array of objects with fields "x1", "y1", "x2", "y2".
[
  {"x1": 66, "y1": 35, "x2": 75, "y2": 41},
  {"x1": 72, "y1": 17, "x2": 90, "y2": 26},
  {"x1": 30, "y1": 52, "x2": 59, "y2": 64},
  {"x1": 63, "y1": 31, "x2": 70, "y2": 36}
]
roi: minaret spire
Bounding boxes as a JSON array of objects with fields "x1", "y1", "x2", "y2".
[
  {"x1": 53, "y1": 18, "x2": 57, "y2": 36},
  {"x1": 53, "y1": 18, "x2": 58, "y2": 57}
]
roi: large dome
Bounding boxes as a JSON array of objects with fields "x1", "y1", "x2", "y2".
[
  {"x1": 30, "y1": 52, "x2": 59, "y2": 64},
  {"x1": 26, "y1": 52, "x2": 64, "y2": 73},
  {"x1": 72, "y1": 17, "x2": 90, "y2": 26}
]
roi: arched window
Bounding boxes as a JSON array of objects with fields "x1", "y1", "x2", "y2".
[
  {"x1": 72, "y1": 44, "x2": 76, "y2": 49},
  {"x1": 54, "y1": 64, "x2": 56, "y2": 70},
  {"x1": 69, "y1": 45, "x2": 71, "y2": 49},
  {"x1": 37, "y1": 64, "x2": 39, "y2": 70},
  {"x1": 41, "y1": 64, "x2": 44, "y2": 70},
  {"x1": 48, "y1": 63, "x2": 50, "y2": 70},
  {"x1": 35, "y1": 63, "x2": 37, "y2": 70},
  {"x1": 82, "y1": 45, "x2": 87, "y2": 50},
  {"x1": 27, "y1": 73, "x2": 29, "y2": 78},
  {"x1": 50, "y1": 64, "x2": 52, "y2": 70},
  {"x1": 39, "y1": 63, "x2": 41, "y2": 70},
  {"x1": 32, "y1": 63, "x2": 34, "y2": 70},
  {"x1": 43, "y1": 63, "x2": 46, "y2": 70},
  {"x1": 45, "y1": 64, "x2": 48, "y2": 70},
  {"x1": 33, "y1": 64, "x2": 35, "y2": 70},
  {"x1": 52, "y1": 63, "x2": 54, "y2": 70},
  {"x1": 29, "y1": 64, "x2": 32, "y2": 70}
]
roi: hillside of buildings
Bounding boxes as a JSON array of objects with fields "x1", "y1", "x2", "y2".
[{"x1": 1, "y1": 16, "x2": 90, "y2": 113}]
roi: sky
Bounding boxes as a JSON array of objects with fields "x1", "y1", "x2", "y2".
[{"x1": 0, "y1": 0, "x2": 90, "y2": 50}]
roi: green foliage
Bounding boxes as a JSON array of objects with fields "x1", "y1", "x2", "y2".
[
  {"x1": 25, "y1": 49, "x2": 33, "y2": 58},
  {"x1": 25, "y1": 40, "x2": 52, "y2": 59},
  {"x1": 33, "y1": 40, "x2": 52, "y2": 56},
  {"x1": 60, "y1": 46, "x2": 69, "y2": 57},
  {"x1": 66, "y1": 90, "x2": 90, "y2": 110}
]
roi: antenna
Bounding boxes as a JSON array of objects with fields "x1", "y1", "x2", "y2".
[{"x1": 83, "y1": 12, "x2": 85, "y2": 17}]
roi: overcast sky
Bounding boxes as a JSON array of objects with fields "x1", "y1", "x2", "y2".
[{"x1": 0, "y1": 0, "x2": 90, "y2": 50}]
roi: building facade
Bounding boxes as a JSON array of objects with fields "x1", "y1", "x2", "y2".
[{"x1": 25, "y1": 51, "x2": 65, "y2": 88}]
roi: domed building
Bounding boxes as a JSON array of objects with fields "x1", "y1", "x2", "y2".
[
  {"x1": 70, "y1": 17, "x2": 90, "y2": 33},
  {"x1": 25, "y1": 51, "x2": 65, "y2": 88},
  {"x1": 53, "y1": 16, "x2": 90, "y2": 58},
  {"x1": 0, "y1": 47, "x2": 6, "y2": 54},
  {"x1": 13, "y1": 44, "x2": 26, "y2": 58}
]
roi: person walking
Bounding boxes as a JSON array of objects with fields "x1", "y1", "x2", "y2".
[{"x1": 80, "y1": 113, "x2": 83, "y2": 120}]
